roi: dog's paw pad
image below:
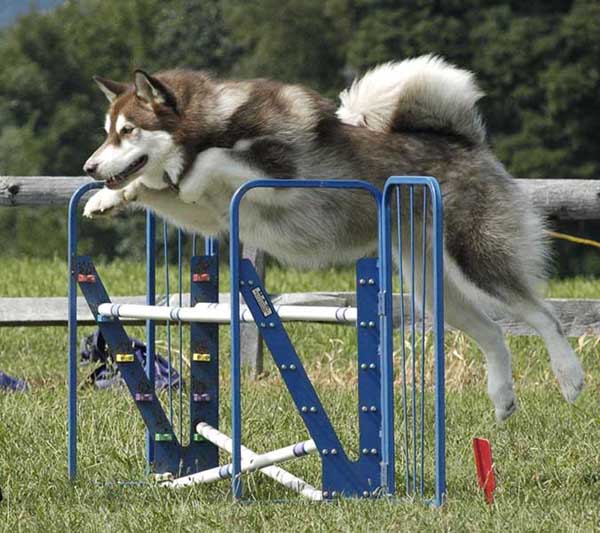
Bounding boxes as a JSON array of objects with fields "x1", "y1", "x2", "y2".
[
  {"x1": 556, "y1": 361, "x2": 585, "y2": 403},
  {"x1": 495, "y1": 398, "x2": 518, "y2": 423}
]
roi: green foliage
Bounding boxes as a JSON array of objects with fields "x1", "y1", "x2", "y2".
[
  {"x1": 344, "y1": 0, "x2": 600, "y2": 179},
  {"x1": 224, "y1": 0, "x2": 347, "y2": 93},
  {"x1": 0, "y1": 0, "x2": 598, "y2": 274},
  {"x1": 151, "y1": 0, "x2": 239, "y2": 73}
]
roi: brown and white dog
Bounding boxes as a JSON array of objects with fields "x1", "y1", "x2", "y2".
[{"x1": 83, "y1": 55, "x2": 584, "y2": 421}]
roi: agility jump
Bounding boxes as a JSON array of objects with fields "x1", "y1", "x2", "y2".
[{"x1": 68, "y1": 177, "x2": 445, "y2": 504}]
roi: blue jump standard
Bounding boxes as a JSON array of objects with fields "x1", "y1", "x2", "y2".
[
  {"x1": 68, "y1": 176, "x2": 446, "y2": 505},
  {"x1": 70, "y1": 253, "x2": 384, "y2": 496},
  {"x1": 238, "y1": 258, "x2": 382, "y2": 497},
  {"x1": 73, "y1": 254, "x2": 219, "y2": 475}
]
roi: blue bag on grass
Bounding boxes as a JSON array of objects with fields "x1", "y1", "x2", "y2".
[
  {"x1": 80, "y1": 329, "x2": 180, "y2": 390},
  {"x1": 0, "y1": 371, "x2": 28, "y2": 392}
]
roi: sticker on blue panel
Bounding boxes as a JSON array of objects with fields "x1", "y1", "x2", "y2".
[{"x1": 251, "y1": 287, "x2": 273, "y2": 317}]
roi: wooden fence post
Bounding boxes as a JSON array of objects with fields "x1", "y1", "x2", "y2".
[{"x1": 240, "y1": 245, "x2": 265, "y2": 376}]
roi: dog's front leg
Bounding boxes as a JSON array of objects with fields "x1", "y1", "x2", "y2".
[
  {"x1": 177, "y1": 146, "x2": 267, "y2": 205},
  {"x1": 83, "y1": 179, "x2": 143, "y2": 218}
]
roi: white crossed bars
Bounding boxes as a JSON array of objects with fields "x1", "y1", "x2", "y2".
[{"x1": 161, "y1": 423, "x2": 322, "y2": 500}]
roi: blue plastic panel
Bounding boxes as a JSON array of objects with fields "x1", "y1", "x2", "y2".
[
  {"x1": 74, "y1": 256, "x2": 215, "y2": 476},
  {"x1": 239, "y1": 259, "x2": 382, "y2": 498},
  {"x1": 356, "y1": 259, "x2": 382, "y2": 469},
  {"x1": 189, "y1": 255, "x2": 219, "y2": 470}
]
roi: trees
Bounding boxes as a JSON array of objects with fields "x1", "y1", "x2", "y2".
[
  {"x1": 3, "y1": 0, "x2": 597, "y2": 180},
  {"x1": 223, "y1": 0, "x2": 347, "y2": 95},
  {"x1": 342, "y1": 0, "x2": 600, "y2": 180},
  {"x1": 0, "y1": 0, "x2": 598, "y2": 272},
  {"x1": 151, "y1": 0, "x2": 238, "y2": 73}
]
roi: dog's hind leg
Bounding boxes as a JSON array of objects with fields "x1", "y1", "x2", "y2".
[
  {"x1": 512, "y1": 296, "x2": 584, "y2": 402},
  {"x1": 395, "y1": 213, "x2": 516, "y2": 421},
  {"x1": 443, "y1": 279, "x2": 518, "y2": 422}
]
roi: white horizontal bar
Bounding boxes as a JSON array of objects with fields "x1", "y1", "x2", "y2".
[
  {"x1": 164, "y1": 423, "x2": 322, "y2": 500},
  {"x1": 97, "y1": 302, "x2": 357, "y2": 324},
  {"x1": 165, "y1": 436, "x2": 317, "y2": 488}
]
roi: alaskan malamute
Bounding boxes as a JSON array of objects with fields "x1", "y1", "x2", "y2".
[{"x1": 83, "y1": 55, "x2": 584, "y2": 421}]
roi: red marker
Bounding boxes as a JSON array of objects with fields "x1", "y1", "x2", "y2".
[{"x1": 473, "y1": 437, "x2": 496, "y2": 504}]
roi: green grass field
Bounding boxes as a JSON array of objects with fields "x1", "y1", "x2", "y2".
[{"x1": 0, "y1": 257, "x2": 599, "y2": 532}]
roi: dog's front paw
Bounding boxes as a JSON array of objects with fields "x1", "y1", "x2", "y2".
[{"x1": 83, "y1": 188, "x2": 126, "y2": 218}]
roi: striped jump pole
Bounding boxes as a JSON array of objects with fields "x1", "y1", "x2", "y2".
[
  {"x1": 97, "y1": 302, "x2": 358, "y2": 324},
  {"x1": 164, "y1": 423, "x2": 321, "y2": 500}
]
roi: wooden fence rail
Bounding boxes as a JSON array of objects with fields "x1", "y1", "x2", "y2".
[{"x1": 2, "y1": 176, "x2": 600, "y2": 220}]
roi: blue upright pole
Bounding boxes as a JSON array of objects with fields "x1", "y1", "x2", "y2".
[
  {"x1": 67, "y1": 181, "x2": 103, "y2": 480},
  {"x1": 145, "y1": 211, "x2": 156, "y2": 471},
  {"x1": 205, "y1": 237, "x2": 217, "y2": 257},
  {"x1": 428, "y1": 179, "x2": 446, "y2": 506},
  {"x1": 378, "y1": 185, "x2": 396, "y2": 494},
  {"x1": 229, "y1": 200, "x2": 242, "y2": 500}
]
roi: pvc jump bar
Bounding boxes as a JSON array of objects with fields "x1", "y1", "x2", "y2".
[
  {"x1": 97, "y1": 302, "x2": 358, "y2": 324},
  {"x1": 163, "y1": 423, "x2": 322, "y2": 500}
]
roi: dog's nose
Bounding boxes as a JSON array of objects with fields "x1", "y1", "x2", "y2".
[{"x1": 84, "y1": 162, "x2": 99, "y2": 178}]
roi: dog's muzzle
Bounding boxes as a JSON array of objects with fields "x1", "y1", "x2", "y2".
[{"x1": 104, "y1": 155, "x2": 149, "y2": 189}]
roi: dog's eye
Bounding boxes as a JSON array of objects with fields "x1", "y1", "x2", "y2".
[{"x1": 121, "y1": 125, "x2": 135, "y2": 135}]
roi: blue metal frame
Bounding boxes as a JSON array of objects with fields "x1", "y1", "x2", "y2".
[
  {"x1": 189, "y1": 253, "x2": 220, "y2": 469},
  {"x1": 355, "y1": 259, "x2": 383, "y2": 486},
  {"x1": 68, "y1": 181, "x2": 103, "y2": 479},
  {"x1": 145, "y1": 211, "x2": 156, "y2": 471},
  {"x1": 68, "y1": 185, "x2": 219, "y2": 479},
  {"x1": 229, "y1": 179, "x2": 382, "y2": 500},
  {"x1": 68, "y1": 176, "x2": 445, "y2": 505},
  {"x1": 237, "y1": 258, "x2": 382, "y2": 498},
  {"x1": 74, "y1": 255, "x2": 186, "y2": 473},
  {"x1": 380, "y1": 176, "x2": 445, "y2": 506}
]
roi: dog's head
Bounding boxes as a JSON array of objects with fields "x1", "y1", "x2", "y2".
[{"x1": 84, "y1": 70, "x2": 189, "y2": 190}]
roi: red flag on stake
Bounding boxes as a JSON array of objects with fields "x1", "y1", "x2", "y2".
[{"x1": 473, "y1": 437, "x2": 496, "y2": 504}]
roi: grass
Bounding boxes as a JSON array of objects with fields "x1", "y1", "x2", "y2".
[{"x1": 0, "y1": 257, "x2": 599, "y2": 531}]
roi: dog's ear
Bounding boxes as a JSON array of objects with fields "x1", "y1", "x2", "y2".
[
  {"x1": 93, "y1": 76, "x2": 128, "y2": 103},
  {"x1": 134, "y1": 69, "x2": 177, "y2": 112}
]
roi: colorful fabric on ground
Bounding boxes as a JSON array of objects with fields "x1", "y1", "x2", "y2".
[
  {"x1": 0, "y1": 371, "x2": 28, "y2": 392},
  {"x1": 80, "y1": 329, "x2": 180, "y2": 390}
]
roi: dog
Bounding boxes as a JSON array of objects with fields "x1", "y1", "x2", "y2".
[{"x1": 83, "y1": 55, "x2": 584, "y2": 421}]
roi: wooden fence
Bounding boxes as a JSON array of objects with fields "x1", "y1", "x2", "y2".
[
  {"x1": 1, "y1": 176, "x2": 599, "y2": 371},
  {"x1": 3, "y1": 176, "x2": 600, "y2": 219}
]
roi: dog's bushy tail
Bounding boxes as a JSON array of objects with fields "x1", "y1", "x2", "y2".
[{"x1": 337, "y1": 54, "x2": 486, "y2": 144}]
